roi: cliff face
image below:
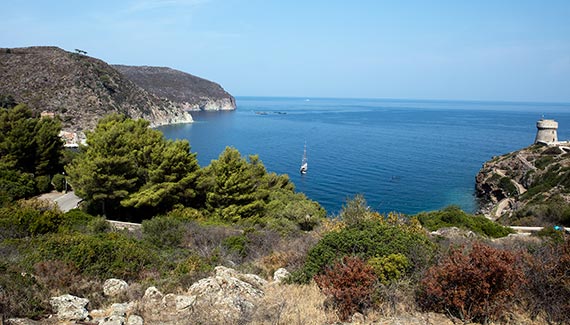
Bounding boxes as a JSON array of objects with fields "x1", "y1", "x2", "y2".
[
  {"x1": 475, "y1": 144, "x2": 570, "y2": 225},
  {"x1": 113, "y1": 65, "x2": 236, "y2": 111},
  {"x1": 0, "y1": 46, "x2": 193, "y2": 131}
]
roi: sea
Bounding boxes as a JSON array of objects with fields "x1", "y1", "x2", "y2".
[{"x1": 157, "y1": 97, "x2": 570, "y2": 216}]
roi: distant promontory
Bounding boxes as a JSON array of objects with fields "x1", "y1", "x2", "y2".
[
  {"x1": 113, "y1": 65, "x2": 236, "y2": 112},
  {"x1": 0, "y1": 46, "x2": 235, "y2": 132}
]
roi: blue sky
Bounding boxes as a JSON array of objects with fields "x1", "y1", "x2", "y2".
[{"x1": 2, "y1": 0, "x2": 570, "y2": 102}]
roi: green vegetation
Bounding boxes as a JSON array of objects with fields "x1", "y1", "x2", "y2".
[
  {"x1": 499, "y1": 176, "x2": 517, "y2": 196},
  {"x1": 66, "y1": 114, "x2": 201, "y2": 220},
  {"x1": 367, "y1": 253, "x2": 410, "y2": 284},
  {"x1": 416, "y1": 205, "x2": 514, "y2": 238},
  {"x1": 1, "y1": 109, "x2": 569, "y2": 323},
  {"x1": 0, "y1": 103, "x2": 63, "y2": 203},
  {"x1": 67, "y1": 114, "x2": 324, "y2": 230},
  {"x1": 293, "y1": 217, "x2": 435, "y2": 283}
]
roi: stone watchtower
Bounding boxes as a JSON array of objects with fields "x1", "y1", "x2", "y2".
[{"x1": 535, "y1": 119, "x2": 558, "y2": 145}]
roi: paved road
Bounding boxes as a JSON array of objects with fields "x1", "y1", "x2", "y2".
[{"x1": 53, "y1": 191, "x2": 83, "y2": 212}]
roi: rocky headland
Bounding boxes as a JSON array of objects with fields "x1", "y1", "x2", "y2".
[
  {"x1": 113, "y1": 65, "x2": 236, "y2": 112},
  {"x1": 476, "y1": 143, "x2": 570, "y2": 225},
  {"x1": 0, "y1": 47, "x2": 234, "y2": 133}
]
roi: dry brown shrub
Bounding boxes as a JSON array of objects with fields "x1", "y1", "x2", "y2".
[
  {"x1": 314, "y1": 256, "x2": 378, "y2": 322},
  {"x1": 522, "y1": 237, "x2": 570, "y2": 323},
  {"x1": 418, "y1": 241, "x2": 526, "y2": 323}
]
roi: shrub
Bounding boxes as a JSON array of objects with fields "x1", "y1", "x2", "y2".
[
  {"x1": 142, "y1": 215, "x2": 185, "y2": 248},
  {"x1": 222, "y1": 234, "x2": 249, "y2": 258},
  {"x1": 499, "y1": 177, "x2": 517, "y2": 196},
  {"x1": 522, "y1": 238, "x2": 570, "y2": 323},
  {"x1": 52, "y1": 173, "x2": 66, "y2": 192},
  {"x1": 416, "y1": 206, "x2": 514, "y2": 238},
  {"x1": 33, "y1": 260, "x2": 81, "y2": 294},
  {"x1": 0, "y1": 264, "x2": 50, "y2": 319},
  {"x1": 294, "y1": 220, "x2": 435, "y2": 283},
  {"x1": 264, "y1": 190, "x2": 325, "y2": 232},
  {"x1": 35, "y1": 175, "x2": 52, "y2": 193},
  {"x1": 32, "y1": 232, "x2": 156, "y2": 280},
  {"x1": 0, "y1": 199, "x2": 64, "y2": 237},
  {"x1": 87, "y1": 216, "x2": 110, "y2": 233},
  {"x1": 338, "y1": 194, "x2": 374, "y2": 226},
  {"x1": 315, "y1": 256, "x2": 377, "y2": 322},
  {"x1": 367, "y1": 253, "x2": 410, "y2": 284},
  {"x1": 418, "y1": 242, "x2": 525, "y2": 323}
]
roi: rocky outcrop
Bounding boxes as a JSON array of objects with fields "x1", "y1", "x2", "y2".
[
  {"x1": 272, "y1": 267, "x2": 291, "y2": 283},
  {"x1": 103, "y1": 278, "x2": 129, "y2": 297},
  {"x1": 476, "y1": 144, "x2": 570, "y2": 225},
  {"x1": 13, "y1": 268, "x2": 292, "y2": 324},
  {"x1": 0, "y1": 46, "x2": 194, "y2": 132},
  {"x1": 113, "y1": 65, "x2": 236, "y2": 112},
  {"x1": 49, "y1": 294, "x2": 89, "y2": 321}
]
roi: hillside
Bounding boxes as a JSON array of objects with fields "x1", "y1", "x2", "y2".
[
  {"x1": 114, "y1": 65, "x2": 236, "y2": 111},
  {"x1": 0, "y1": 46, "x2": 193, "y2": 131},
  {"x1": 476, "y1": 143, "x2": 570, "y2": 226}
]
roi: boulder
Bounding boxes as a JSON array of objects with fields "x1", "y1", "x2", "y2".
[
  {"x1": 103, "y1": 278, "x2": 129, "y2": 297},
  {"x1": 142, "y1": 286, "x2": 163, "y2": 302},
  {"x1": 273, "y1": 268, "x2": 291, "y2": 283},
  {"x1": 188, "y1": 266, "x2": 264, "y2": 318},
  {"x1": 126, "y1": 315, "x2": 144, "y2": 325},
  {"x1": 110, "y1": 302, "x2": 133, "y2": 316},
  {"x1": 89, "y1": 309, "x2": 107, "y2": 323},
  {"x1": 49, "y1": 294, "x2": 89, "y2": 321}
]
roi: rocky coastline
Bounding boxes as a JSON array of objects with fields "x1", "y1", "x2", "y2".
[
  {"x1": 0, "y1": 47, "x2": 235, "y2": 134},
  {"x1": 475, "y1": 143, "x2": 570, "y2": 225}
]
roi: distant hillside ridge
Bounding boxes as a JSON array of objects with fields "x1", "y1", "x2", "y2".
[
  {"x1": 113, "y1": 65, "x2": 236, "y2": 111},
  {"x1": 0, "y1": 46, "x2": 194, "y2": 131}
]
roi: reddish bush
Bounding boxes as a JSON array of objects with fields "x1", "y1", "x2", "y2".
[
  {"x1": 314, "y1": 256, "x2": 377, "y2": 321},
  {"x1": 418, "y1": 242, "x2": 525, "y2": 323}
]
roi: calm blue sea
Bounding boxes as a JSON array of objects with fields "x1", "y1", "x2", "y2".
[{"x1": 157, "y1": 97, "x2": 570, "y2": 215}]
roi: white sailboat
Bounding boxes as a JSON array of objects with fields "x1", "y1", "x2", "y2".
[{"x1": 300, "y1": 143, "x2": 308, "y2": 174}]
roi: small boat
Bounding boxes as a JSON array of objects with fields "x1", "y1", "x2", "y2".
[{"x1": 300, "y1": 143, "x2": 308, "y2": 174}]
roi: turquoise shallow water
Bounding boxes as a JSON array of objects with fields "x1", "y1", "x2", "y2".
[{"x1": 157, "y1": 97, "x2": 570, "y2": 215}]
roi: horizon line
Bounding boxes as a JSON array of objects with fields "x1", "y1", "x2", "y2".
[{"x1": 233, "y1": 95, "x2": 570, "y2": 106}]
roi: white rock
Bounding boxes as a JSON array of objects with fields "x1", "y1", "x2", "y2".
[
  {"x1": 240, "y1": 273, "x2": 268, "y2": 288},
  {"x1": 273, "y1": 268, "x2": 291, "y2": 283},
  {"x1": 143, "y1": 286, "x2": 163, "y2": 301},
  {"x1": 126, "y1": 315, "x2": 144, "y2": 325},
  {"x1": 103, "y1": 278, "x2": 129, "y2": 297},
  {"x1": 162, "y1": 293, "x2": 177, "y2": 308},
  {"x1": 110, "y1": 302, "x2": 129, "y2": 316},
  {"x1": 49, "y1": 294, "x2": 89, "y2": 321},
  {"x1": 214, "y1": 266, "x2": 268, "y2": 288},
  {"x1": 175, "y1": 295, "x2": 196, "y2": 311},
  {"x1": 89, "y1": 309, "x2": 107, "y2": 323},
  {"x1": 188, "y1": 267, "x2": 264, "y2": 317},
  {"x1": 98, "y1": 315, "x2": 125, "y2": 325}
]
